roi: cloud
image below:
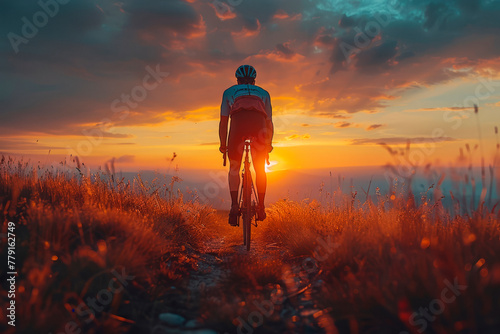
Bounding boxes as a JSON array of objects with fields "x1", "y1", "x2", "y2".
[
  {"x1": 101, "y1": 132, "x2": 134, "y2": 139},
  {"x1": 275, "y1": 43, "x2": 296, "y2": 58},
  {"x1": 354, "y1": 40, "x2": 399, "y2": 70},
  {"x1": 313, "y1": 113, "x2": 353, "y2": 119},
  {"x1": 350, "y1": 136, "x2": 458, "y2": 145},
  {"x1": 285, "y1": 134, "x2": 310, "y2": 140},
  {"x1": 366, "y1": 124, "x2": 384, "y2": 131},
  {"x1": 300, "y1": 122, "x2": 333, "y2": 127},
  {"x1": 114, "y1": 155, "x2": 135, "y2": 163},
  {"x1": 209, "y1": 2, "x2": 237, "y2": 21},
  {"x1": 123, "y1": 0, "x2": 205, "y2": 38},
  {"x1": 404, "y1": 106, "x2": 473, "y2": 112},
  {"x1": 0, "y1": 139, "x2": 65, "y2": 151},
  {"x1": 334, "y1": 122, "x2": 352, "y2": 128},
  {"x1": 105, "y1": 142, "x2": 136, "y2": 145},
  {"x1": 1, "y1": 0, "x2": 500, "y2": 146},
  {"x1": 339, "y1": 14, "x2": 356, "y2": 29}
]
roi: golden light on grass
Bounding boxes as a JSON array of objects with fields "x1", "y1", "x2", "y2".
[
  {"x1": 51, "y1": 255, "x2": 58, "y2": 261},
  {"x1": 97, "y1": 240, "x2": 107, "y2": 255},
  {"x1": 463, "y1": 233, "x2": 477, "y2": 245},
  {"x1": 420, "y1": 237, "x2": 431, "y2": 249}
]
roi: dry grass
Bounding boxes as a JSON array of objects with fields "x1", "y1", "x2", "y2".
[
  {"x1": 2, "y1": 146, "x2": 500, "y2": 333},
  {"x1": 259, "y1": 195, "x2": 500, "y2": 332},
  {"x1": 255, "y1": 166, "x2": 500, "y2": 333},
  {"x1": 0, "y1": 156, "x2": 218, "y2": 333},
  {"x1": 207, "y1": 136, "x2": 500, "y2": 333}
]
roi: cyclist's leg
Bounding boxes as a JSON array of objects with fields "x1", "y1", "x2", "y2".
[
  {"x1": 226, "y1": 133, "x2": 243, "y2": 225},
  {"x1": 251, "y1": 149, "x2": 266, "y2": 209},
  {"x1": 227, "y1": 126, "x2": 244, "y2": 209},
  {"x1": 228, "y1": 147, "x2": 243, "y2": 207}
]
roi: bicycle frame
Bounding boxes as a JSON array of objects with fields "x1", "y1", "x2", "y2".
[
  {"x1": 222, "y1": 138, "x2": 258, "y2": 251},
  {"x1": 239, "y1": 139, "x2": 258, "y2": 251}
]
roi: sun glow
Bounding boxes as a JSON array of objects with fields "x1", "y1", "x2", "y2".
[{"x1": 265, "y1": 160, "x2": 279, "y2": 173}]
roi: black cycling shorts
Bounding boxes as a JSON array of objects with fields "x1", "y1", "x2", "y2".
[{"x1": 227, "y1": 110, "x2": 268, "y2": 162}]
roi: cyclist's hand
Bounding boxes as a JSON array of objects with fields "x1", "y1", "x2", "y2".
[
  {"x1": 219, "y1": 146, "x2": 227, "y2": 154},
  {"x1": 268, "y1": 145, "x2": 273, "y2": 153}
]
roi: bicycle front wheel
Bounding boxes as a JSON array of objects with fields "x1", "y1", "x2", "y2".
[{"x1": 244, "y1": 210, "x2": 251, "y2": 251}]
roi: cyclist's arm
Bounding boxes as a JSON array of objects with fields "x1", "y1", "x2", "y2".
[
  {"x1": 265, "y1": 93, "x2": 274, "y2": 152},
  {"x1": 219, "y1": 91, "x2": 231, "y2": 153},
  {"x1": 219, "y1": 116, "x2": 229, "y2": 153},
  {"x1": 266, "y1": 119, "x2": 274, "y2": 152}
]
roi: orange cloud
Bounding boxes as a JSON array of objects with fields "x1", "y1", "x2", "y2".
[
  {"x1": 285, "y1": 134, "x2": 311, "y2": 140},
  {"x1": 231, "y1": 20, "x2": 261, "y2": 38},
  {"x1": 371, "y1": 95, "x2": 398, "y2": 101},
  {"x1": 209, "y1": 2, "x2": 237, "y2": 21},
  {"x1": 273, "y1": 10, "x2": 302, "y2": 21},
  {"x1": 257, "y1": 51, "x2": 304, "y2": 63}
]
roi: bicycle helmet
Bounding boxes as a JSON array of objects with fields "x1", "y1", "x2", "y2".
[{"x1": 235, "y1": 65, "x2": 257, "y2": 79}]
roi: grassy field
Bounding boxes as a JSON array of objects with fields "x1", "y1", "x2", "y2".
[
  {"x1": 1, "y1": 155, "x2": 499, "y2": 333},
  {"x1": 0, "y1": 156, "x2": 220, "y2": 333}
]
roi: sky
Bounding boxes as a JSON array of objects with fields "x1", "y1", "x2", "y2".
[{"x1": 1, "y1": 0, "x2": 500, "y2": 172}]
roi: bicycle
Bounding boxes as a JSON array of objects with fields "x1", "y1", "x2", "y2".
[{"x1": 223, "y1": 138, "x2": 259, "y2": 251}]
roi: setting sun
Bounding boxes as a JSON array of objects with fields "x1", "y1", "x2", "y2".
[{"x1": 265, "y1": 160, "x2": 279, "y2": 173}]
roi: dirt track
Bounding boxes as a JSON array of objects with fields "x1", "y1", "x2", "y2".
[{"x1": 177, "y1": 211, "x2": 329, "y2": 334}]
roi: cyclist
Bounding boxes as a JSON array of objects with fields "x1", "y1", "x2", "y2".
[{"x1": 219, "y1": 65, "x2": 274, "y2": 226}]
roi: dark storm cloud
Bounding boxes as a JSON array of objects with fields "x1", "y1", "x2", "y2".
[
  {"x1": 123, "y1": 0, "x2": 200, "y2": 33},
  {"x1": 229, "y1": 0, "x2": 305, "y2": 25},
  {"x1": 275, "y1": 43, "x2": 296, "y2": 58},
  {"x1": 355, "y1": 40, "x2": 398, "y2": 70},
  {"x1": 0, "y1": 0, "x2": 205, "y2": 134},
  {"x1": 423, "y1": 2, "x2": 453, "y2": 30},
  {"x1": 327, "y1": 0, "x2": 500, "y2": 74},
  {"x1": 339, "y1": 14, "x2": 356, "y2": 29}
]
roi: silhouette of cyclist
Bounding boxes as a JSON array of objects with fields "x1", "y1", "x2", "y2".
[{"x1": 219, "y1": 65, "x2": 274, "y2": 226}]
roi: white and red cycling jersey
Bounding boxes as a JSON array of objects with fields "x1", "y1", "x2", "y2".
[{"x1": 220, "y1": 84, "x2": 272, "y2": 119}]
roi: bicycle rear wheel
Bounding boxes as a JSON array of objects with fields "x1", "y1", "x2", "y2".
[{"x1": 242, "y1": 169, "x2": 252, "y2": 251}]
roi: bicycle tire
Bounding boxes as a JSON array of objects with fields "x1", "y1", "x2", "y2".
[{"x1": 243, "y1": 162, "x2": 252, "y2": 251}]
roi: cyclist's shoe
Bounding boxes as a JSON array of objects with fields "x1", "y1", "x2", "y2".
[
  {"x1": 229, "y1": 205, "x2": 239, "y2": 226},
  {"x1": 256, "y1": 205, "x2": 266, "y2": 221}
]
